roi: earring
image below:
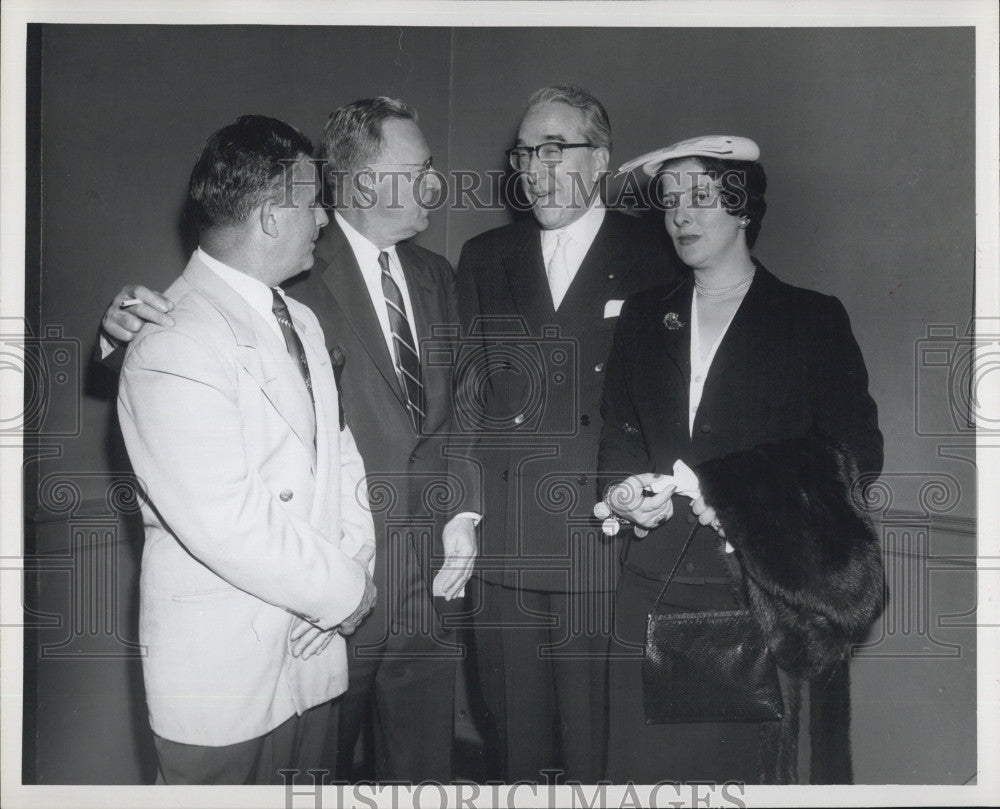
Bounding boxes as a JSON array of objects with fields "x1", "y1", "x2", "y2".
[{"x1": 738, "y1": 217, "x2": 750, "y2": 229}]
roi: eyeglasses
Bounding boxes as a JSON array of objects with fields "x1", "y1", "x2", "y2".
[{"x1": 506, "y1": 142, "x2": 595, "y2": 171}]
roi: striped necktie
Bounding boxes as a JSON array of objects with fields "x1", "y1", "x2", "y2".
[
  {"x1": 271, "y1": 289, "x2": 313, "y2": 400},
  {"x1": 379, "y1": 251, "x2": 425, "y2": 432}
]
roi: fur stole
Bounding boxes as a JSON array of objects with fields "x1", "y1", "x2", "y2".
[{"x1": 697, "y1": 434, "x2": 885, "y2": 783}]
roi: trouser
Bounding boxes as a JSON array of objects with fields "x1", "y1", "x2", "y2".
[
  {"x1": 324, "y1": 534, "x2": 460, "y2": 783},
  {"x1": 473, "y1": 576, "x2": 612, "y2": 783},
  {"x1": 153, "y1": 702, "x2": 330, "y2": 785}
]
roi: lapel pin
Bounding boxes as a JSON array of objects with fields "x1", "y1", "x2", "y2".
[{"x1": 663, "y1": 312, "x2": 685, "y2": 331}]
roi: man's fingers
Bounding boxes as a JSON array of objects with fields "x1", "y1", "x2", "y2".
[
  {"x1": 353, "y1": 543, "x2": 376, "y2": 568},
  {"x1": 124, "y1": 302, "x2": 175, "y2": 329},
  {"x1": 301, "y1": 630, "x2": 331, "y2": 660},
  {"x1": 435, "y1": 567, "x2": 462, "y2": 597},
  {"x1": 130, "y1": 285, "x2": 174, "y2": 313}
]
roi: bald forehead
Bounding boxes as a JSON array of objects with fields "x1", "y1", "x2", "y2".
[{"x1": 374, "y1": 117, "x2": 429, "y2": 163}]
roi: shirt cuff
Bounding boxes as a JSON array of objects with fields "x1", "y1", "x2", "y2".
[
  {"x1": 98, "y1": 332, "x2": 120, "y2": 360},
  {"x1": 453, "y1": 511, "x2": 483, "y2": 527}
]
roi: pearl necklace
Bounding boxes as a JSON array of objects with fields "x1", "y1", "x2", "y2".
[{"x1": 694, "y1": 270, "x2": 755, "y2": 299}]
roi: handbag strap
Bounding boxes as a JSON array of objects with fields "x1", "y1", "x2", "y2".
[{"x1": 651, "y1": 522, "x2": 701, "y2": 611}]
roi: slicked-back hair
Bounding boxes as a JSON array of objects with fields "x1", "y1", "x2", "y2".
[
  {"x1": 320, "y1": 97, "x2": 418, "y2": 187},
  {"x1": 658, "y1": 156, "x2": 768, "y2": 249},
  {"x1": 185, "y1": 114, "x2": 314, "y2": 232},
  {"x1": 524, "y1": 85, "x2": 612, "y2": 151}
]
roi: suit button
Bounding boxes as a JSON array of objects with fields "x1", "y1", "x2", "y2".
[
  {"x1": 700, "y1": 424, "x2": 712, "y2": 434},
  {"x1": 408, "y1": 454, "x2": 418, "y2": 464},
  {"x1": 501, "y1": 471, "x2": 509, "y2": 481},
  {"x1": 513, "y1": 414, "x2": 525, "y2": 425},
  {"x1": 685, "y1": 561, "x2": 696, "y2": 573},
  {"x1": 279, "y1": 489, "x2": 293, "y2": 502},
  {"x1": 594, "y1": 363, "x2": 604, "y2": 373},
  {"x1": 580, "y1": 414, "x2": 590, "y2": 426},
  {"x1": 577, "y1": 474, "x2": 589, "y2": 486}
]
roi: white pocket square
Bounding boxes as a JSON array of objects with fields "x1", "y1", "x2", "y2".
[{"x1": 604, "y1": 299, "x2": 624, "y2": 318}]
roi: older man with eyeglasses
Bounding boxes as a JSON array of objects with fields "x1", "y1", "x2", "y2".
[{"x1": 455, "y1": 85, "x2": 684, "y2": 783}]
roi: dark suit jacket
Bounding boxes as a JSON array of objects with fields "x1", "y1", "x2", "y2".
[
  {"x1": 456, "y1": 211, "x2": 683, "y2": 592},
  {"x1": 598, "y1": 262, "x2": 883, "y2": 586},
  {"x1": 289, "y1": 220, "x2": 481, "y2": 610}
]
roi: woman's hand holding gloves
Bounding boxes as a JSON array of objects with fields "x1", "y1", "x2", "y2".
[{"x1": 597, "y1": 460, "x2": 733, "y2": 551}]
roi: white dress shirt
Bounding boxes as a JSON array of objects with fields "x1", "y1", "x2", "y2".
[
  {"x1": 335, "y1": 211, "x2": 421, "y2": 361},
  {"x1": 539, "y1": 202, "x2": 606, "y2": 309}
]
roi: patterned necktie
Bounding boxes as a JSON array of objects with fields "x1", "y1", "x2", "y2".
[
  {"x1": 271, "y1": 288, "x2": 313, "y2": 400},
  {"x1": 546, "y1": 231, "x2": 573, "y2": 310},
  {"x1": 378, "y1": 251, "x2": 424, "y2": 432}
]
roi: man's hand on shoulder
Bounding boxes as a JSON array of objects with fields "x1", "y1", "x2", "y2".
[{"x1": 102, "y1": 284, "x2": 175, "y2": 344}]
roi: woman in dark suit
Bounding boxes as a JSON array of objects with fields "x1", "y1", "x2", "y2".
[{"x1": 597, "y1": 137, "x2": 884, "y2": 784}]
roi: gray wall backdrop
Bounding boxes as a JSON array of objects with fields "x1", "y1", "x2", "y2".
[{"x1": 26, "y1": 25, "x2": 977, "y2": 784}]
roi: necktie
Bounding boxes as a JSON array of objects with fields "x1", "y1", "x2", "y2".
[
  {"x1": 378, "y1": 251, "x2": 425, "y2": 432},
  {"x1": 271, "y1": 289, "x2": 313, "y2": 400},
  {"x1": 546, "y1": 231, "x2": 573, "y2": 310}
]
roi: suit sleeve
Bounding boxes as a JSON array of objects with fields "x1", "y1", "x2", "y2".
[
  {"x1": 339, "y1": 422, "x2": 376, "y2": 559},
  {"x1": 442, "y1": 254, "x2": 483, "y2": 516},
  {"x1": 597, "y1": 299, "x2": 652, "y2": 497},
  {"x1": 810, "y1": 296, "x2": 883, "y2": 480},
  {"x1": 117, "y1": 328, "x2": 367, "y2": 630}
]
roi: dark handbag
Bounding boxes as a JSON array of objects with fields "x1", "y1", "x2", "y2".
[{"x1": 642, "y1": 525, "x2": 785, "y2": 724}]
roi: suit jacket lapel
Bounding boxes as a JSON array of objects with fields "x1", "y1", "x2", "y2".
[
  {"x1": 396, "y1": 242, "x2": 447, "y2": 432},
  {"x1": 315, "y1": 221, "x2": 407, "y2": 409},
  {"x1": 294, "y1": 308, "x2": 334, "y2": 519},
  {"x1": 700, "y1": 264, "x2": 770, "y2": 390},
  {"x1": 183, "y1": 256, "x2": 318, "y2": 465},
  {"x1": 661, "y1": 278, "x2": 694, "y2": 382},
  {"x1": 505, "y1": 218, "x2": 555, "y2": 329},
  {"x1": 556, "y1": 214, "x2": 618, "y2": 322}
]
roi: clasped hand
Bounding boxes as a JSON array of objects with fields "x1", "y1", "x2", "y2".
[
  {"x1": 289, "y1": 543, "x2": 377, "y2": 660},
  {"x1": 606, "y1": 472, "x2": 725, "y2": 537}
]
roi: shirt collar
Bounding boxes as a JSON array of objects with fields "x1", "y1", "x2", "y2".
[
  {"x1": 540, "y1": 201, "x2": 606, "y2": 250},
  {"x1": 195, "y1": 246, "x2": 277, "y2": 314},
  {"x1": 335, "y1": 211, "x2": 399, "y2": 274}
]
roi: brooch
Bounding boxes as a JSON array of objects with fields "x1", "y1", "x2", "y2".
[{"x1": 662, "y1": 312, "x2": 685, "y2": 331}]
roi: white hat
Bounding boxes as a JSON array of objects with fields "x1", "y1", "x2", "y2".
[{"x1": 617, "y1": 135, "x2": 760, "y2": 177}]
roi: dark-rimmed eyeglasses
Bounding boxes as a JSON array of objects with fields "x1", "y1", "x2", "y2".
[{"x1": 506, "y1": 142, "x2": 595, "y2": 171}]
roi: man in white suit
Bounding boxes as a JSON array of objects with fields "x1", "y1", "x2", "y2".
[{"x1": 116, "y1": 115, "x2": 377, "y2": 784}]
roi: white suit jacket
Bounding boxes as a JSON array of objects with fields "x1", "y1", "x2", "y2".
[{"x1": 117, "y1": 252, "x2": 376, "y2": 746}]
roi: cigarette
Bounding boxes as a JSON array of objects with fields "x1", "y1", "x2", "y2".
[{"x1": 119, "y1": 298, "x2": 143, "y2": 308}]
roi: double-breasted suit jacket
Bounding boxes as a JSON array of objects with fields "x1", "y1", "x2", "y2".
[
  {"x1": 456, "y1": 211, "x2": 682, "y2": 593},
  {"x1": 117, "y1": 253, "x2": 375, "y2": 747}
]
